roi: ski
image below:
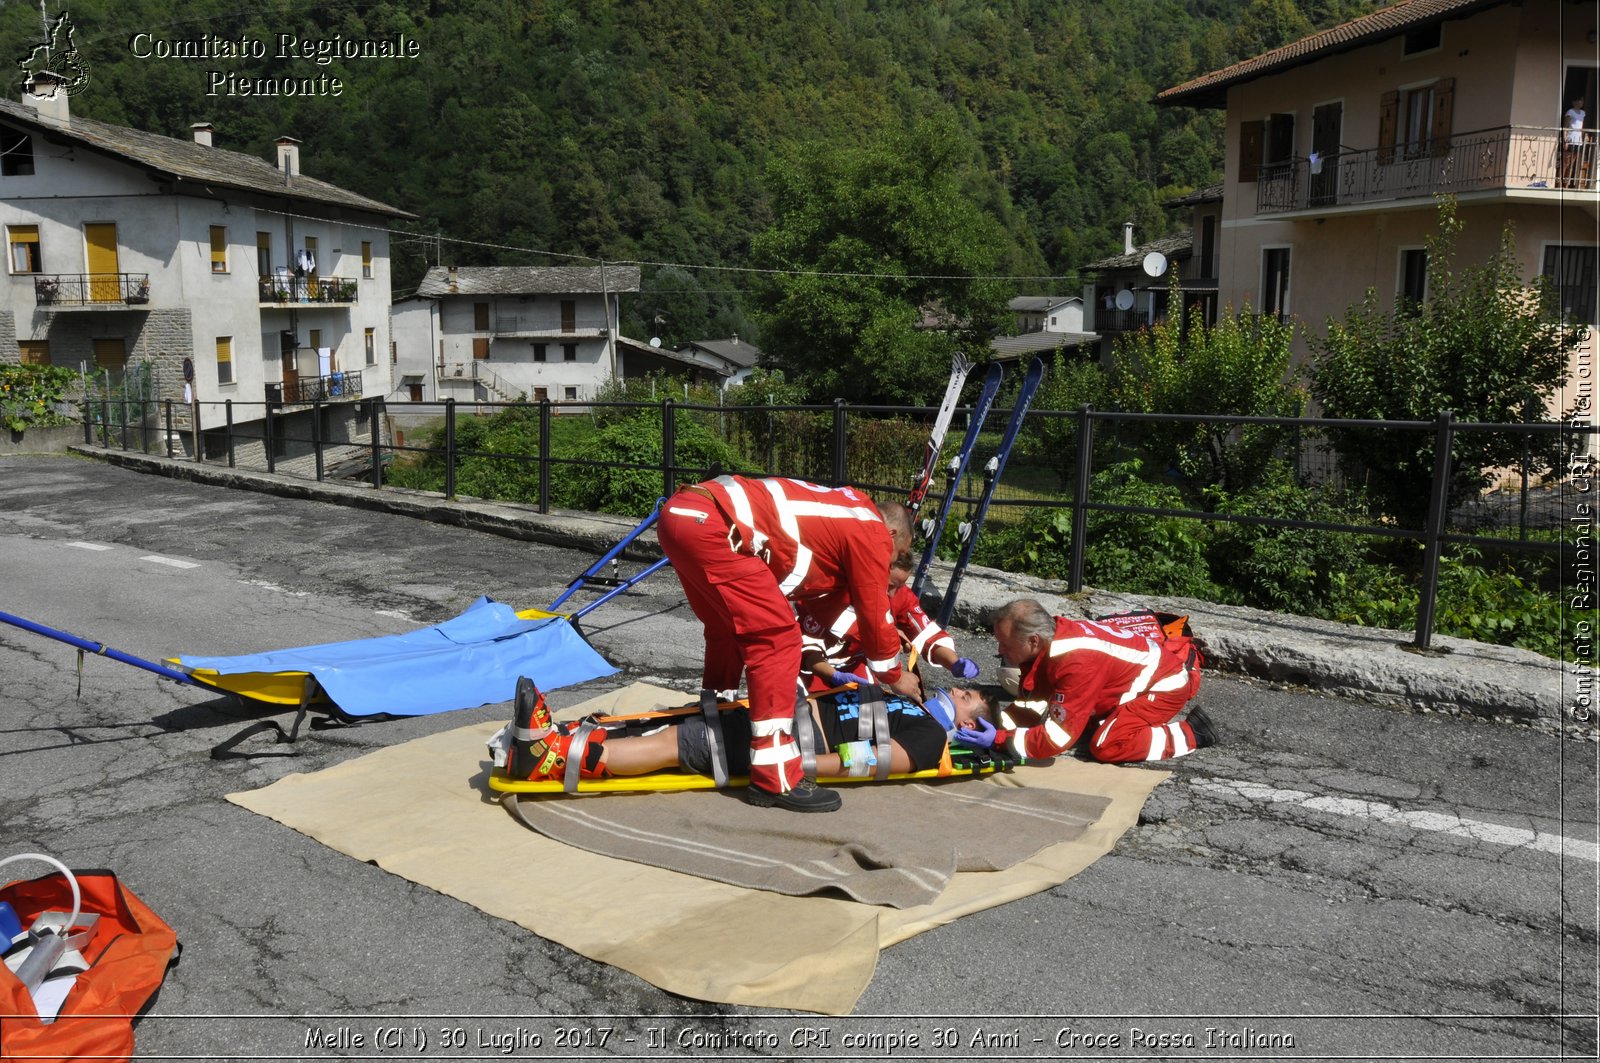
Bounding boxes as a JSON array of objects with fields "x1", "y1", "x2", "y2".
[
  {"x1": 935, "y1": 356, "x2": 1046, "y2": 629},
  {"x1": 912, "y1": 362, "x2": 1005, "y2": 597},
  {"x1": 904, "y1": 352, "x2": 974, "y2": 515}
]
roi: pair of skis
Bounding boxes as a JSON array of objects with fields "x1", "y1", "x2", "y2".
[{"x1": 909, "y1": 355, "x2": 1046, "y2": 629}]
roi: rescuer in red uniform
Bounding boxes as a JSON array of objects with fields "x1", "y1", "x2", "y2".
[
  {"x1": 655, "y1": 475, "x2": 918, "y2": 811},
  {"x1": 957, "y1": 598, "x2": 1216, "y2": 763}
]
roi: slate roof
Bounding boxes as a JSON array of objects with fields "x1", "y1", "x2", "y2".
[
  {"x1": 990, "y1": 331, "x2": 1098, "y2": 359},
  {"x1": 0, "y1": 99, "x2": 413, "y2": 217},
  {"x1": 1158, "y1": 0, "x2": 1504, "y2": 108},
  {"x1": 1165, "y1": 182, "x2": 1225, "y2": 208},
  {"x1": 1008, "y1": 295, "x2": 1080, "y2": 313},
  {"x1": 1082, "y1": 230, "x2": 1194, "y2": 272},
  {"x1": 416, "y1": 265, "x2": 642, "y2": 297}
]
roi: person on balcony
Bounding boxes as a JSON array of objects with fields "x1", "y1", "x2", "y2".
[{"x1": 1560, "y1": 96, "x2": 1588, "y2": 189}]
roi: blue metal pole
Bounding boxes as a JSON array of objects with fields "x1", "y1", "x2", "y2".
[{"x1": 0, "y1": 610, "x2": 201, "y2": 686}]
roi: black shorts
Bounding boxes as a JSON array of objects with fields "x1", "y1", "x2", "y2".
[{"x1": 675, "y1": 690, "x2": 947, "y2": 775}]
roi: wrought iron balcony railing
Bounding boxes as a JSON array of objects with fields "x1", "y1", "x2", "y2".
[
  {"x1": 264, "y1": 371, "x2": 363, "y2": 405},
  {"x1": 258, "y1": 275, "x2": 359, "y2": 305},
  {"x1": 1256, "y1": 126, "x2": 1590, "y2": 215},
  {"x1": 34, "y1": 273, "x2": 151, "y2": 307}
]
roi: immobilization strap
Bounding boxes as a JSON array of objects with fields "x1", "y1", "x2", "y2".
[
  {"x1": 790, "y1": 683, "x2": 817, "y2": 778},
  {"x1": 562, "y1": 720, "x2": 601, "y2": 793},
  {"x1": 698, "y1": 689, "x2": 730, "y2": 789},
  {"x1": 859, "y1": 684, "x2": 894, "y2": 781}
]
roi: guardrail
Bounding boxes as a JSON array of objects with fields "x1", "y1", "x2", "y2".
[
  {"x1": 264, "y1": 372, "x2": 363, "y2": 405},
  {"x1": 34, "y1": 273, "x2": 151, "y2": 306}
]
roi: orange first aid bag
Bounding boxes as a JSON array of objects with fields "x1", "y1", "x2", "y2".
[{"x1": 0, "y1": 869, "x2": 179, "y2": 1063}]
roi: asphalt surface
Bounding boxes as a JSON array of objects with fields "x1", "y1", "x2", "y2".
[{"x1": 1, "y1": 453, "x2": 1596, "y2": 1061}]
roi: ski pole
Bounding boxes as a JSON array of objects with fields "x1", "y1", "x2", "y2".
[{"x1": 914, "y1": 363, "x2": 1005, "y2": 597}]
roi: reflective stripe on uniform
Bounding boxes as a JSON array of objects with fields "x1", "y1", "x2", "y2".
[
  {"x1": 749, "y1": 717, "x2": 793, "y2": 738},
  {"x1": 830, "y1": 605, "x2": 858, "y2": 638},
  {"x1": 1050, "y1": 634, "x2": 1164, "y2": 706}
]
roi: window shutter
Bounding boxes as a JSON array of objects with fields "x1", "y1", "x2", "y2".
[
  {"x1": 1239, "y1": 120, "x2": 1264, "y2": 182},
  {"x1": 1378, "y1": 91, "x2": 1398, "y2": 164},
  {"x1": 472, "y1": 337, "x2": 490, "y2": 360},
  {"x1": 1430, "y1": 78, "x2": 1454, "y2": 157}
]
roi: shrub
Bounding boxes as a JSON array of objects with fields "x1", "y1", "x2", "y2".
[
  {"x1": 557, "y1": 409, "x2": 750, "y2": 517},
  {"x1": 1, "y1": 364, "x2": 76, "y2": 433}
]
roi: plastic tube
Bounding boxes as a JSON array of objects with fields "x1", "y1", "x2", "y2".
[{"x1": 0, "y1": 853, "x2": 81, "y2": 994}]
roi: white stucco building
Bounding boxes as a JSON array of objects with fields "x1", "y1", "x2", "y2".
[{"x1": 0, "y1": 85, "x2": 413, "y2": 463}]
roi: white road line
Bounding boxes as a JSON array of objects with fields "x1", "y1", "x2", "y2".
[
  {"x1": 139, "y1": 555, "x2": 199, "y2": 569},
  {"x1": 1192, "y1": 776, "x2": 1600, "y2": 864},
  {"x1": 373, "y1": 609, "x2": 411, "y2": 620},
  {"x1": 239, "y1": 578, "x2": 308, "y2": 597},
  {"x1": 67, "y1": 541, "x2": 112, "y2": 551}
]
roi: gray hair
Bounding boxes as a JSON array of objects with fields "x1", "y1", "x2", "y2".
[{"x1": 994, "y1": 598, "x2": 1054, "y2": 640}]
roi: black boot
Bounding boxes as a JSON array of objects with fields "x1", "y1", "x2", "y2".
[{"x1": 744, "y1": 777, "x2": 842, "y2": 812}]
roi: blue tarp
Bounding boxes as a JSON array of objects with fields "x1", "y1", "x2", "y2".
[{"x1": 179, "y1": 596, "x2": 617, "y2": 717}]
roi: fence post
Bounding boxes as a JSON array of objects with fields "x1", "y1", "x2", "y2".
[
  {"x1": 830, "y1": 398, "x2": 848, "y2": 486},
  {"x1": 444, "y1": 398, "x2": 457, "y2": 500},
  {"x1": 312, "y1": 400, "x2": 325, "y2": 482},
  {"x1": 264, "y1": 402, "x2": 276, "y2": 473},
  {"x1": 538, "y1": 398, "x2": 551, "y2": 515},
  {"x1": 120, "y1": 395, "x2": 129, "y2": 451},
  {"x1": 1068, "y1": 405, "x2": 1096, "y2": 593},
  {"x1": 370, "y1": 399, "x2": 383, "y2": 489},
  {"x1": 82, "y1": 399, "x2": 91, "y2": 444},
  {"x1": 1413, "y1": 409, "x2": 1455, "y2": 650},
  {"x1": 661, "y1": 397, "x2": 677, "y2": 501},
  {"x1": 224, "y1": 400, "x2": 235, "y2": 468},
  {"x1": 100, "y1": 396, "x2": 109, "y2": 448},
  {"x1": 164, "y1": 400, "x2": 173, "y2": 458}
]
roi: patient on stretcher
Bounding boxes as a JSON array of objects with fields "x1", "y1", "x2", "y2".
[{"x1": 502, "y1": 679, "x2": 997, "y2": 783}]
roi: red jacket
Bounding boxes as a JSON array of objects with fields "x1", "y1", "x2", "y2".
[
  {"x1": 1004, "y1": 616, "x2": 1195, "y2": 759},
  {"x1": 700, "y1": 475, "x2": 902, "y2": 682},
  {"x1": 798, "y1": 584, "x2": 955, "y2": 679}
]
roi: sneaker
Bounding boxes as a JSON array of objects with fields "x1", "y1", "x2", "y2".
[
  {"x1": 1186, "y1": 706, "x2": 1218, "y2": 750},
  {"x1": 744, "y1": 777, "x2": 842, "y2": 813}
]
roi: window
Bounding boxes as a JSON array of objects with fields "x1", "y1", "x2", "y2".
[
  {"x1": 303, "y1": 236, "x2": 318, "y2": 276},
  {"x1": 8, "y1": 224, "x2": 39, "y2": 273},
  {"x1": 390, "y1": 341, "x2": 397, "y2": 366},
  {"x1": 564, "y1": 386, "x2": 578, "y2": 400},
  {"x1": 1403, "y1": 23, "x2": 1440, "y2": 55},
  {"x1": 1401, "y1": 86, "x2": 1434, "y2": 158},
  {"x1": 1200, "y1": 215, "x2": 1217, "y2": 277},
  {"x1": 560, "y1": 299, "x2": 576, "y2": 332},
  {"x1": 1380, "y1": 79, "x2": 1453, "y2": 162},
  {"x1": 472, "y1": 337, "x2": 490, "y2": 360},
  {"x1": 256, "y1": 232, "x2": 271, "y2": 276},
  {"x1": 216, "y1": 336, "x2": 234, "y2": 385},
  {"x1": 1, "y1": 129, "x2": 34, "y2": 176},
  {"x1": 1543, "y1": 245, "x2": 1597, "y2": 324},
  {"x1": 562, "y1": 343, "x2": 577, "y2": 362},
  {"x1": 533, "y1": 387, "x2": 548, "y2": 402},
  {"x1": 364, "y1": 328, "x2": 376, "y2": 366},
  {"x1": 18, "y1": 340, "x2": 48, "y2": 365},
  {"x1": 361, "y1": 241, "x2": 372, "y2": 279},
  {"x1": 209, "y1": 226, "x2": 227, "y2": 273},
  {"x1": 1262, "y1": 248, "x2": 1291, "y2": 320},
  {"x1": 1398, "y1": 248, "x2": 1428, "y2": 313},
  {"x1": 474, "y1": 302, "x2": 490, "y2": 330},
  {"x1": 532, "y1": 342, "x2": 547, "y2": 362},
  {"x1": 1265, "y1": 113, "x2": 1295, "y2": 166},
  {"x1": 1239, "y1": 120, "x2": 1264, "y2": 182}
]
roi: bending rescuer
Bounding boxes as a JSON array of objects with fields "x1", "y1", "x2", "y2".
[
  {"x1": 653, "y1": 475, "x2": 920, "y2": 812},
  {"x1": 957, "y1": 598, "x2": 1216, "y2": 763}
]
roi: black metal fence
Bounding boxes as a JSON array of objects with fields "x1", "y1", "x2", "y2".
[{"x1": 81, "y1": 394, "x2": 1593, "y2": 651}]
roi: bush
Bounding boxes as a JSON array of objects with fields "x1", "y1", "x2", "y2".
[
  {"x1": 1204, "y1": 467, "x2": 1375, "y2": 615},
  {"x1": 0, "y1": 364, "x2": 76, "y2": 432},
  {"x1": 557, "y1": 409, "x2": 751, "y2": 517},
  {"x1": 985, "y1": 461, "x2": 1222, "y2": 600}
]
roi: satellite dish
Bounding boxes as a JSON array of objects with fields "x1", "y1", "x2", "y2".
[
  {"x1": 1114, "y1": 289, "x2": 1135, "y2": 311},
  {"x1": 649, "y1": 336, "x2": 662, "y2": 348},
  {"x1": 1142, "y1": 251, "x2": 1168, "y2": 278}
]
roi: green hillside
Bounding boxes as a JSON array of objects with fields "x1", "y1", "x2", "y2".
[{"x1": 0, "y1": 0, "x2": 1372, "y2": 352}]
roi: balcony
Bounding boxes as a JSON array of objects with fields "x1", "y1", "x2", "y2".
[
  {"x1": 492, "y1": 316, "x2": 608, "y2": 339},
  {"x1": 265, "y1": 371, "x2": 363, "y2": 405},
  {"x1": 1256, "y1": 126, "x2": 1594, "y2": 217},
  {"x1": 34, "y1": 273, "x2": 151, "y2": 308},
  {"x1": 258, "y1": 275, "x2": 359, "y2": 306}
]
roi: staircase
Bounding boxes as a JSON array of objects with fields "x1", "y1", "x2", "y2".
[{"x1": 472, "y1": 362, "x2": 524, "y2": 403}]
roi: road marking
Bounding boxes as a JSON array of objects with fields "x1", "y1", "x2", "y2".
[
  {"x1": 67, "y1": 541, "x2": 112, "y2": 551},
  {"x1": 1192, "y1": 777, "x2": 1600, "y2": 864},
  {"x1": 139, "y1": 555, "x2": 199, "y2": 569},
  {"x1": 240, "y1": 578, "x2": 308, "y2": 597},
  {"x1": 374, "y1": 609, "x2": 411, "y2": 620}
]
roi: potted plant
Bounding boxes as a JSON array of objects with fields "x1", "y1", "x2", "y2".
[
  {"x1": 34, "y1": 277, "x2": 59, "y2": 305},
  {"x1": 125, "y1": 277, "x2": 150, "y2": 304}
]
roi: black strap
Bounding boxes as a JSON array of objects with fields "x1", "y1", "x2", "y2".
[{"x1": 699, "y1": 689, "x2": 730, "y2": 788}]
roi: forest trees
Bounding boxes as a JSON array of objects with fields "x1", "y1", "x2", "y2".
[{"x1": 748, "y1": 117, "x2": 1019, "y2": 404}]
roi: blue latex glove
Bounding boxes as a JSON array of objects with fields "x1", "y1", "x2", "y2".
[
  {"x1": 948, "y1": 656, "x2": 980, "y2": 679},
  {"x1": 833, "y1": 669, "x2": 873, "y2": 687},
  {"x1": 954, "y1": 717, "x2": 998, "y2": 749}
]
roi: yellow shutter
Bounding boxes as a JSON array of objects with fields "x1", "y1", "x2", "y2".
[
  {"x1": 8, "y1": 225, "x2": 39, "y2": 273},
  {"x1": 210, "y1": 226, "x2": 227, "y2": 272},
  {"x1": 361, "y1": 241, "x2": 372, "y2": 278},
  {"x1": 216, "y1": 336, "x2": 233, "y2": 384}
]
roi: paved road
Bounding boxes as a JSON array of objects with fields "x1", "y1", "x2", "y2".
[{"x1": 1, "y1": 456, "x2": 1595, "y2": 1060}]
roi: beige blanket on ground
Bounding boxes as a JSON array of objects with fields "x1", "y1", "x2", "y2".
[{"x1": 227, "y1": 682, "x2": 1167, "y2": 1015}]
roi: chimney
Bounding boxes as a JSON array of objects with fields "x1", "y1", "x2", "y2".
[
  {"x1": 191, "y1": 122, "x2": 214, "y2": 147},
  {"x1": 447, "y1": 265, "x2": 458, "y2": 293},
  {"x1": 730, "y1": 332, "x2": 738, "y2": 345},
  {"x1": 1123, "y1": 222, "x2": 1135, "y2": 254},
  {"x1": 20, "y1": 72, "x2": 69, "y2": 124},
  {"x1": 274, "y1": 136, "x2": 301, "y2": 177}
]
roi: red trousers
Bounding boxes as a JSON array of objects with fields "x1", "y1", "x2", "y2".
[
  {"x1": 658, "y1": 487, "x2": 804, "y2": 792},
  {"x1": 1084, "y1": 663, "x2": 1202, "y2": 763}
]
